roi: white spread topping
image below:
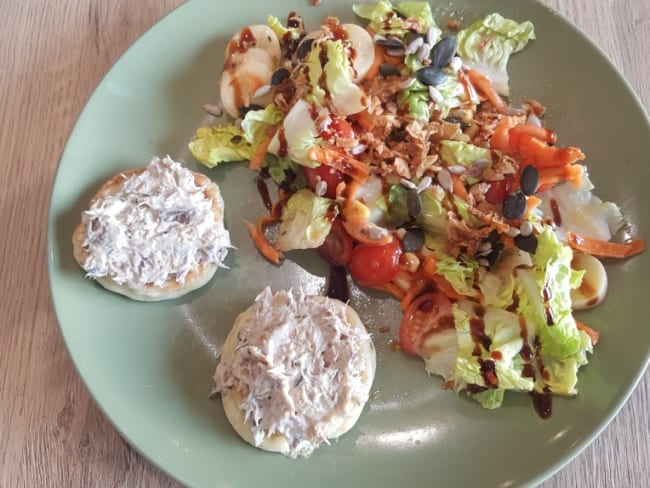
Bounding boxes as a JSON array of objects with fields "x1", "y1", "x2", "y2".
[
  {"x1": 81, "y1": 156, "x2": 230, "y2": 288},
  {"x1": 215, "y1": 288, "x2": 372, "y2": 458}
]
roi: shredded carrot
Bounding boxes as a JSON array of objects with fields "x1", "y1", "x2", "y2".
[
  {"x1": 515, "y1": 134, "x2": 585, "y2": 168},
  {"x1": 509, "y1": 123, "x2": 556, "y2": 145},
  {"x1": 566, "y1": 231, "x2": 645, "y2": 259},
  {"x1": 451, "y1": 174, "x2": 470, "y2": 202},
  {"x1": 523, "y1": 195, "x2": 542, "y2": 219},
  {"x1": 249, "y1": 131, "x2": 274, "y2": 170},
  {"x1": 420, "y1": 255, "x2": 438, "y2": 278},
  {"x1": 349, "y1": 109, "x2": 375, "y2": 132},
  {"x1": 377, "y1": 282, "x2": 407, "y2": 300},
  {"x1": 244, "y1": 219, "x2": 283, "y2": 264},
  {"x1": 308, "y1": 146, "x2": 369, "y2": 181},
  {"x1": 491, "y1": 116, "x2": 518, "y2": 150},
  {"x1": 400, "y1": 256, "x2": 437, "y2": 310},
  {"x1": 467, "y1": 69, "x2": 508, "y2": 113},
  {"x1": 538, "y1": 164, "x2": 584, "y2": 189},
  {"x1": 576, "y1": 319, "x2": 600, "y2": 346},
  {"x1": 501, "y1": 234, "x2": 517, "y2": 250}
]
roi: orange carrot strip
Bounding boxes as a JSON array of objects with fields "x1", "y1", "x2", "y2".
[
  {"x1": 349, "y1": 109, "x2": 375, "y2": 132},
  {"x1": 248, "y1": 131, "x2": 274, "y2": 170},
  {"x1": 538, "y1": 164, "x2": 584, "y2": 188},
  {"x1": 364, "y1": 43, "x2": 386, "y2": 81},
  {"x1": 566, "y1": 231, "x2": 645, "y2": 259},
  {"x1": 308, "y1": 146, "x2": 370, "y2": 181},
  {"x1": 516, "y1": 134, "x2": 585, "y2": 168},
  {"x1": 523, "y1": 195, "x2": 542, "y2": 219},
  {"x1": 244, "y1": 219, "x2": 283, "y2": 264},
  {"x1": 467, "y1": 69, "x2": 508, "y2": 113},
  {"x1": 501, "y1": 234, "x2": 517, "y2": 250},
  {"x1": 491, "y1": 116, "x2": 519, "y2": 150},
  {"x1": 451, "y1": 174, "x2": 470, "y2": 202},
  {"x1": 509, "y1": 124, "x2": 556, "y2": 145},
  {"x1": 377, "y1": 282, "x2": 407, "y2": 300},
  {"x1": 575, "y1": 319, "x2": 600, "y2": 347}
]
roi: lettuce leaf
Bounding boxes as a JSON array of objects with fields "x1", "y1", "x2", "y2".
[
  {"x1": 189, "y1": 105, "x2": 283, "y2": 168},
  {"x1": 276, "y1": 189, "x2": 336, "y2": 251},
  {"x1": 267, "y1": 15, "x2": 301, "y2": 42},
  {"x1": 353, "y1": 0, "x2": 438, "y2": 37},
  {"x1": 436, "y1": 254, "x2": 479, "y2": 297},
  {"x1": 456, "y1": 13, "x2": 535, "y2": 96},
  {"x1": 439, "y1": 140, "x2": 492, "y2": 166},
  {"x1": 303, "y1": 39, "x2": 365, "y2": 116},
  {"x1": 268, "y1": 99, "x2": 322, "y2": 167},
  {"x1": 189, "y1": 124, "x2": 252, "y2": 168}
]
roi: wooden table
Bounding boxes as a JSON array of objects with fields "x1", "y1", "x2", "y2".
[{"x1": 1, "y1": 0, "x2": 648, "y2": 486}]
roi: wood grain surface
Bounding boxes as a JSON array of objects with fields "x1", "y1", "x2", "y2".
[{"x1": 0, "y1": 0, "x2": 648, "y2": 486}]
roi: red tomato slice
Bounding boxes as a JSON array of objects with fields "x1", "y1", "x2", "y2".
[
  {"x1": 485, "y1": 177, "x2": 512, "y2": 204},
  {"x1": 303, "y1": 165, "x2": 344, "y2": 199},
  {"x1": 348, "y1": 239, "x2": 402, "y2": 287},
  {"x1": 399, "y1": 292, "x2": 454, "y2": 356},
  {"x1": 318, "y1": 220, "x2": 354, "y2": 266}
]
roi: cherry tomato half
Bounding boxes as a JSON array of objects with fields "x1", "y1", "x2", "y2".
[
  {"x1": 317, "y1": 220, "x2": 354, "y2": 266},
  {"x1": 348, "y1": 238, "x2": 402, "y2": 287},
  {"x1": 304, "y1": 165, "x2": 344, "y2": 199},
  {"x1": 399, "y1": 292, "x2": 454, "y2": 356},
  {"x1": 485, "y1": 177, "x2": 512, "y2": 205}
]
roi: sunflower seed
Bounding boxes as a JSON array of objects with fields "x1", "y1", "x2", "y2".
[
  {"x1": 405, "y1": 36, "x2": 424, "y2": 55},
  {"x1": 506, "y1": 226, "x2": 521, "y2": 237},
  {"x1": 428, "y1": 85, "x2": 444, "y2": 104},
  {"x1": 416, "y1": 176, "x2": 432, "y2": 192},
  {"x1": 350, "y1": 144, "x2": 367, "y2": 156},
  {"x1": 450, "y1": 56, "x2": 463, "y2": 72},
  {"x1": 399, "y1": 76, "x2": 416, "y2": 90},
  {"x1": 202, "y1": 103, "x2": 223, "y2": 117},
  {"x1": 478, "y1": 258, "x2": 490, "y2": 267},
  {"x1": 315, "y1": 179, "x2": 328, "y2": 197},
  {"x1": 253, "y1": 84, "x2": 271, "y2": 98},
  {"x1": 400, "y1": 178, "x2": 417, "y2": 190},
  {"x1": 519, "y1": 220, "x2": 533, "y2": 237},
  {"x1": 478, "y1": 241, "x2": 493, "y2": 254},
  {"x1": 417, "y1": 43, "x2": 432, "y2": 63},
  {"x1": 437, "y1": 168, "x2": 453, "y2": 192},
  {"x1": 387, "y1": 48, "x2": 406, "y2": 57},
  {"x1": 426, "y1": 27, "x2": 438, "y2": 46},
  {"x1": 446, "y1": 165, "x2": 466, "y2": 175}
]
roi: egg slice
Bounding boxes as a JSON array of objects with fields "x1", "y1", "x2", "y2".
[
  {"x1": 570, "y1": 252, "x2": 608, "y2": 310},
  {"x1": 220, "y1": 48, "x2": 276, "y2": 118},
  {"x1": 225, "y1": 25, "x2": 281, "y2": 65}
]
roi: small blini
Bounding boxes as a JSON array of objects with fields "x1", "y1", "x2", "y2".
[
  {"x1": 72, "y1": 156, "x2": 231, "y2": 301},
  {"x1": 214, "y1": 288, "x2": 376, "y2": 458}
]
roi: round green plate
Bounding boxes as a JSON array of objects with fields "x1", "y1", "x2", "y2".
[{"x1": 48, "y1": 0, "x2": 650, "y2": 486}]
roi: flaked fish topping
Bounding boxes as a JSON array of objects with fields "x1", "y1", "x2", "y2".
[
  {"x1": 215, "y1": 288, "x2": 372, "y2": 458},
  {"x1": 81, "y1": 156, "x2": 230, "y2": 288}
]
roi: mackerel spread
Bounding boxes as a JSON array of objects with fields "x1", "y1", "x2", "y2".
[
  {"x1": 215, "y1": 288, "x2": 372, "y2": 458},
  {"x1": 81, "y1": 156, "x2": 230, "y2": 288}
]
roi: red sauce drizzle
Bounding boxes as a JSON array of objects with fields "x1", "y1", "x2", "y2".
[
  {"x1": 326, "y1": 265, "x2": 350, "y2": 302},
  {"x1": 256, "y1": 178, "x2": 273, "y2": 212},
  {"x1": 550, "y1": 198, "x2": 562, "y2": 226},
  {"x1": 277, "y1": 126, "x2": 288, "y2": 157},
  {"x1": 530, "y1": 391, "x2": 553, "y2": 419}
]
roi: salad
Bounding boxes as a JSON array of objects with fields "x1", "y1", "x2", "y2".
[{"x1": 189, "y1": 0, "x2": 645, "y2": 414}]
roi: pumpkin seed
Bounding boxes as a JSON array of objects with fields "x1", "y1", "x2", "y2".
[
  {"x1": 430, "y1": 36, "x2": 457, "y2": 69},
  {"x1": 416, "y1": 66, "x2": 447, "y2": 86}
]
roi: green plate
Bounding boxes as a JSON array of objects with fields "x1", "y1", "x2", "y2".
[{"x1": 48, "y1": 0, "x2": 650, "y2": 486}]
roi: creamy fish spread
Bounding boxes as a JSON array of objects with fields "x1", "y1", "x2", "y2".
[
  {"x1": 215, "y1": 288, "x2": 372, "y2": 458},
  {"x1": 81, "y1": 156, "x2": 230, "y2": 288}
]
